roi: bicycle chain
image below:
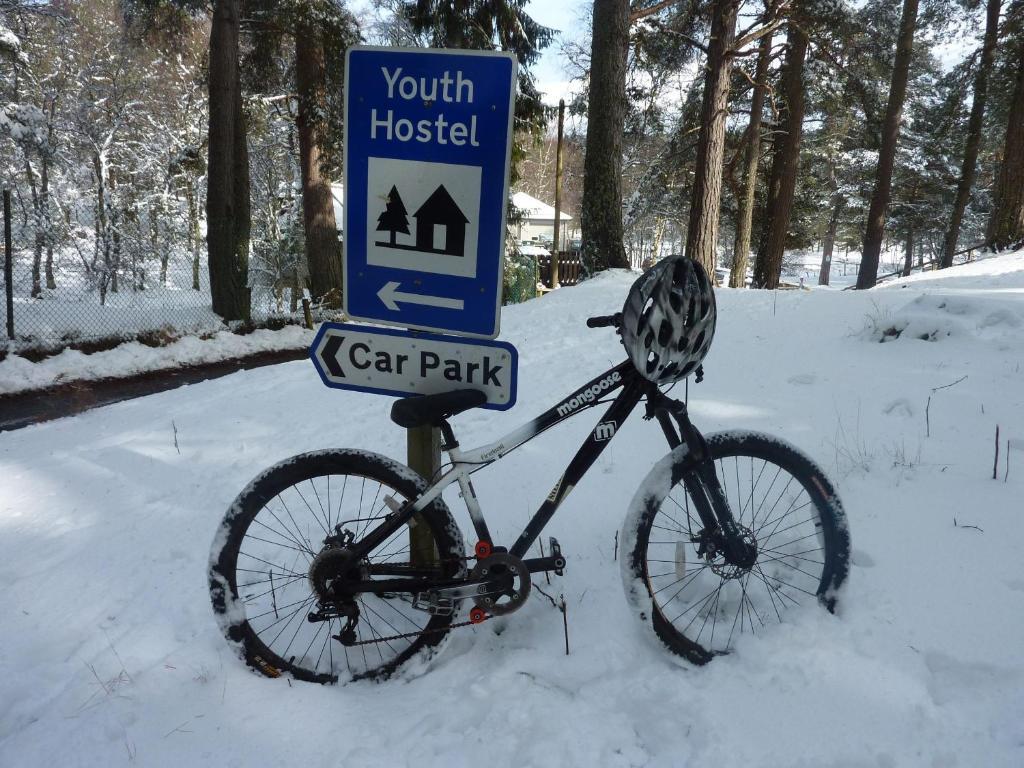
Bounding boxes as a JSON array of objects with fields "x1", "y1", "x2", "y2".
[
  {"x1": 341, "y1": 557, "x2": 492, "y2": 647},
  {"x1": 345, "y1": 615, "x2": 487, "y2": 647}
]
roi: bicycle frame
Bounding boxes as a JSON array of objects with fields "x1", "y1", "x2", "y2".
[{"x1": 348, "y1": 359, "x2": 739, "y2": 573}]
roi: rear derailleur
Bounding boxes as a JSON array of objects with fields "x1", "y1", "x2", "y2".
[{"x1": 307, "y1": 601, "x2": 361, "y2": 646}]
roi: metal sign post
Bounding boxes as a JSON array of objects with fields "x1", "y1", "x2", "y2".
[{"x1": 342, "y1": 46, "x2": 517, "y2": 339}]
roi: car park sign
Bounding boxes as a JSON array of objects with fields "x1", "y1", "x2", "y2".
[
  {"x1": 343, "y1": 46, "x2": 517, "y2": 339},
  {"x1": 310, "y1": 323, "x2": 517, "y2": 409}
]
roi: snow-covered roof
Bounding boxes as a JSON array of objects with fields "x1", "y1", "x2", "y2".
[{"x1": 511, "y1": 191, "x2": 572, "y2": 222}]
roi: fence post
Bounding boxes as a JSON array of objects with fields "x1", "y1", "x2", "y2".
[
  {"x1": 551, "y1": 99, "x2": 565, "y2": 289},
  {"x1": 4, "y1": 190, "x2": 13, "y2": 341}
]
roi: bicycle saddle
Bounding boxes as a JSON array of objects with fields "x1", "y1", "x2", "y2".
[{"x1": 390, "y1": 389, "x2": 487, "y2": 429}]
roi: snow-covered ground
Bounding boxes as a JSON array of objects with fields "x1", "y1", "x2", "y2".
[{"x1": 1, "y1": 252, "x2": 1023, "y2": 767}]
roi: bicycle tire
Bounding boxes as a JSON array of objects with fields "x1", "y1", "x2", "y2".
[
  {"x1": 620, "y1": 431, "x2": 850, "y2": 664},
  {"x1": 209, "y1": 449, "x2": 466, "y2": 683}
]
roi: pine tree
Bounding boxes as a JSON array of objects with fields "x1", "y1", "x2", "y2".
[
  {"x1": 684, "y1": 0, "x2": 740, "y2": 277},
  {"x1": 376, "y1": 186, "x2": 410, "y2": 246},
  {"x1": 581, "y1": 0, "x2": 630, "y2": 272},
  {"x1": 730, "y1": 7, "x2": 775, "y2": 288},
  {"x1": 988, "y1": 0, "x2": 1024, "y2": 250},
  {"x1": 752, "y1": 4, "x2": 809, "y2": 289},
  {"x1": 207, "y1": 0, "x2": 250, "y2": 320},
  {"x1": 857, "y1": 0, "x2": 921, "y2": 289},
  {"x1": 941, "y1": 0, "x2": 1002, "y2": 266}
]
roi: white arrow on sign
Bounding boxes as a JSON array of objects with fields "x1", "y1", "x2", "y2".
[{"x1": 377, "y1": 281, "x2": 465, "y2": 312}]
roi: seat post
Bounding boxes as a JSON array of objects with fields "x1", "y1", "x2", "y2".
[{"x1": 438, "y1": 419, "x2": 458, "y2": 450}]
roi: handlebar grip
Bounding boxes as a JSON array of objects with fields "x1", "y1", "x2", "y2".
[{"x1": 586, "y1": 313, "x2": 621, "y2": 329}]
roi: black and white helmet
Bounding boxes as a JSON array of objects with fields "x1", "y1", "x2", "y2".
[{"x1": 620, "y1": 255, "x2": 716, "y2": 384}]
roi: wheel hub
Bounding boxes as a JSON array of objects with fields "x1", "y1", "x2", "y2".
[
  {"x1": 308, "y1": 547, "x2": 362, "y2": 600},
  {"x1": 696, "y1": 525, "x2": 758, "y2": 579}
]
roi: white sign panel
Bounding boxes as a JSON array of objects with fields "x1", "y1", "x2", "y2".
[{"x1": 310, "y1": 323, "x2": 518, "y2": 410}]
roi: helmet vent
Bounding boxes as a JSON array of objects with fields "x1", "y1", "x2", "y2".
[{"x1": 658, "y1": 318, "x2": 672, "y2": 346}]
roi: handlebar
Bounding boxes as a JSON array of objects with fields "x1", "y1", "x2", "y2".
[{"x1": 586, "y1": 313, "x2": 621, "y2": 329}]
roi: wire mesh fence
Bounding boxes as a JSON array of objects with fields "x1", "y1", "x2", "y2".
[
  {"x1": 1, "y1": 246, "x2": 317, "y2": 358},
  {"x1": 1, "y1": 219, "x2": 322, "y2": 360}
]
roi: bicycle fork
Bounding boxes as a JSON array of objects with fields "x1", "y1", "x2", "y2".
[{"x1": 650, "y1": 393, "x2": 757, "y2": 570}]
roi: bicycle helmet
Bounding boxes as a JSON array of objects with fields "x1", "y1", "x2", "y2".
[{"x1": 621, "y1": 255, "x2": 716, "y2": 384}]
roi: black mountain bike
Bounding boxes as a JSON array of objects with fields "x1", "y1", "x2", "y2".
[{"x1": 209, "y1": 316, "x2": 851, "y2": 683}]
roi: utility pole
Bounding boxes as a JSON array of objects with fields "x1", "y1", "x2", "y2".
[{"x1": 551, "y1": 99, "x2": 565, "y2": 289}]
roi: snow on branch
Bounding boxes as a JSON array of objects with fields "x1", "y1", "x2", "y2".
[
  {"x1": 0, "y1": 19, "x2": 27, "y2": 64},
  {"x1": 0, "y1": 102, "x2": 48, "y2": 150}
]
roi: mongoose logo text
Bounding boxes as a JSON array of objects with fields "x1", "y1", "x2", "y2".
[{"x1": 556, "y1": 372, "x2": 622, "y2": 417}]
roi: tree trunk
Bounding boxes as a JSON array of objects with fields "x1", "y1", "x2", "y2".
[
  {"x1": 296, "y1": 24, "x2": 342, "y2": 308},
  {"x1": 154, "y1": 201, "x2": 168, "y2": 286},
  {"x1": 819, "y1": 197, "x2": 841, "y2": 285},
  {"x1": 93, "y1": 152, "x2": 112, "y2": 305},
  {"x1": 902, "y1": 227, "x2": 914, "y2": 277},
  {"x1": 580, "y1": 0, "x2": 630, "y2": 273},
  {"x1": 752, "y1": 13, "x2": 808, "y2": 289},
  {"x1": 857, "y1": 0, "x2": 920, "y2": 289},
  {"x1": 111, "y1": 208, "x2": 120, "y2": 294},
  {"x1": 941, "y1": 0, "x2": 1001, "y2": 267},
  {"x1": 685, "y1": 0, "x2": 740, "y2": 278},
  {"x1": 186, "y1": 183, "x2": 201, "y2": 290},
  {"x1": 25, "y1": 161, "x2": 42, "y2": 298},
  {"x1": 207, "y1": 0, "x2": 250, "y2": 321},
  {"x1": 731, "y1": 24, "x2": 773, "y2": 288},
  {"x1": 42, "y1": 156, "x2": 54, "y2": 291},
  {"x1": 988, "y1": 0, "x2": 1024, "y2": 251}
]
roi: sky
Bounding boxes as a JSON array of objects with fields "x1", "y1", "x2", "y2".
[
  {"x1": 348, "y1": 1, "x2": 588, "y2": 108},
  {"x1": 524, "y1": 0, "x2": 589, "y2": 106}
]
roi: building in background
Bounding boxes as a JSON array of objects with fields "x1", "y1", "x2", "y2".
[{"x1": 510, "y1": 191, "x2": 575, "y2": 250}]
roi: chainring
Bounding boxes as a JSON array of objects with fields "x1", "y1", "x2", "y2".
[{"x1": 470, "y1": 552, "x2": 531, "y2": 615}]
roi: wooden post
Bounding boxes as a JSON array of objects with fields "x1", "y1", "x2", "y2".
[
  {"x1": 551, "y1": 99, "x2": 565, "y2": 289},
  {"x1": 4, "y1": 190, "x2": 13, "y2": 341},
  {"x1": 407, "y1": 408, "x2": 442, "y2": 564}
]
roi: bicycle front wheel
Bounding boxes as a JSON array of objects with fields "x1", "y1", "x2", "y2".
[
  {"x1": 209, "y1": 449, "x2": 466, "y2": 683},
  {"x1": 621, "y1": 431, "x2": 850, "y2": 664}
]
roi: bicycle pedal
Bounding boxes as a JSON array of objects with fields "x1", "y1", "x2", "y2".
[
  {"x1": 413, "y1": 592, "x2": 455, "y2": 617},
  {"x1": 548, "y1": 537, "x2": 566, "y2": 576}
]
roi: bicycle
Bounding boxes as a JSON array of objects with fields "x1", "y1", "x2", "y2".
[{"x1": 209, "y1": 256, "x2": 851, "y2": 683}]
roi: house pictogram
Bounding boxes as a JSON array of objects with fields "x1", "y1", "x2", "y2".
[{"x1": 413, "y1": 185, "x2": 468, "y2": 257}]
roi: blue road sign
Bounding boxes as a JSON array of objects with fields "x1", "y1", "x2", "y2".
[
  {"x1": 310, "y1": 323, "x2": 518, "y2": 410},
  {"x1": 343, "y1": 46, "x2": 517, "y2": 340}
]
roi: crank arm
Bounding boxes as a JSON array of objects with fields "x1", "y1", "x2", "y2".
[
  {"x1": 428, "y1": 574, "x2": 514, "y2": 601},
  {"x1": 523, "y1": 555, "x2": 566, "y2": 574}
]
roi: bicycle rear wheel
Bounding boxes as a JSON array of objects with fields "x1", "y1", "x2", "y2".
[
  {"x1": 621, "y1": 431, "x2": 850, "y2": 664},
  {"x1": 209, "y1": 449, "x2": 466, "y2": 682}
]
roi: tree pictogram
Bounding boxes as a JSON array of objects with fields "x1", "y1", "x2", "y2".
[{"x1": 376, "y1": 186, "x2": 410, "y2": 246}]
